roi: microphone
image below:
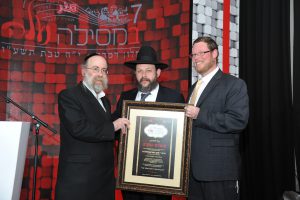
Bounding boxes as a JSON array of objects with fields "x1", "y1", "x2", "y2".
[
  {"x1": 2, "y1": 95, "x2": 57, "y2": 134},
  {"x1": 0, "y1": 96, "x2": 9, "y2": 103},
  {"x1": 4, "y1": 96, "x2": 11, "y2": 103}
]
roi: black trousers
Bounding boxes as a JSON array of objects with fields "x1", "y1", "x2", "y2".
[
  {"x1": 122, "y1": 191, "x2": 171, "y2": 200},
  {"x1": 188, "y1": 175, "x2": 239, "y2": 200}
]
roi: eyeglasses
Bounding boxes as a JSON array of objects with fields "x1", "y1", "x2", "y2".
[
  {"x1": 86, "y1": 67, "x2": 108, "y2": 74},
  {"x1": 189, "y1": 50, "x2": 212, "y2": 59}
]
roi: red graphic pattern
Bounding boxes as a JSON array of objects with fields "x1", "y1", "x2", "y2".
[{"x1": 0, "y1": 0, "x2": 190, "y2": 199}]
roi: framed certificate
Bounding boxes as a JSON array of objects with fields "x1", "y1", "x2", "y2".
[{"x1": 116, "y1": 100, "x2": 192, "y2": 196}]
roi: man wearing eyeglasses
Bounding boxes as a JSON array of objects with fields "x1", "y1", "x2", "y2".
[
  {"x1": 55, "y1": 53, "x2": 130, "y2": 200},
  {"x1": 185, "y1": 36, "x2": 249, "y2": 200}
]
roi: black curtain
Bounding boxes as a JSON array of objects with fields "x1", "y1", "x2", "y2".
[
  {"x1": 239, "y1": 0, "x2": 295, "y2": 200},
  {"x1": 294, "y1": 0, "x2": 300, "y2": 191}
]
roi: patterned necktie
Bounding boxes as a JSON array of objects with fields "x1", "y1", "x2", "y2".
[
  {"x1": 189, "y1": 79, "x2": 203, "y2": 105},
  {"x1": 140, "y1": 93, "x2": 150, "y2": 101}
]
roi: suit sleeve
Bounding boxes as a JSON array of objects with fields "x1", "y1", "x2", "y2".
[
  {"x1": 111, "y1": 92, "x2": 125, "y2": 121},
  {"x1": 193, "y1": 79, "x2": 249, "y2": 133},
  {"x1": 178, "y1": 93, "x2": 185, "y2": 103},
  {"x1": 58, "y1": 90, "x2": 115, "y2": 142}
]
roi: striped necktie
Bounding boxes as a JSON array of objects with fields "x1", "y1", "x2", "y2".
[
  {"x1": 189, "y1": 79, "x2": 202, "y2": 105},
  {"x1": 140, "y1": 93, "x2": 150, "y2": 101}
]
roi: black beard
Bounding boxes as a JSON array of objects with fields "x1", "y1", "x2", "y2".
[{"x1": 137, "y1": 79, "x2": 158, "y2": 93}]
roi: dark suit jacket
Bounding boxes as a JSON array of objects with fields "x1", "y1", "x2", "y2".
[
  {"x1": 113, "y1": 85, "x2": 185, "y2": 119},
  {"x1": 189, "y1": 69, "x2": 249, "y2": 181},
  {"x1": 55, "y1": 82, "x2": 116, "y2": 200}
]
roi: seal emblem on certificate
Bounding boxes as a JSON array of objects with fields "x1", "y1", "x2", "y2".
[{"x1": 132, "y1": 116, "x2": 177, "y2": 179}]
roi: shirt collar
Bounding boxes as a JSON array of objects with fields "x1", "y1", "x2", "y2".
[
  {"x1": 137, "y1": 84, "x2": 159, "y2": 100},
  {"x1": 199, "y1": 67, "x2": 219, "y2": 83}
]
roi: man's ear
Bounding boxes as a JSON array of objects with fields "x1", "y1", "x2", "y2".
[
  {"x1": 81, "y1": 68, "x2": 86, "y2": 77},
  {"x1": 212, "y1": 49, "x2": 218, "y2": 59},
  {"x1": 156, "y1": 68, "x2": 161, "y2": 78}
]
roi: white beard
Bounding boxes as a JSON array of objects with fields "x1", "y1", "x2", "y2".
[{"x1": 84, "y1": 75, "x2": 108, "y2": 93}]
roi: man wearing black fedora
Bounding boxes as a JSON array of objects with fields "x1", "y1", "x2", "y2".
[{"x1": 113, "y1": 45, "x2": 185, "y2": 200}]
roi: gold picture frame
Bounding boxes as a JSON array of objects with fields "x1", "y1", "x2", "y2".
[{"x1": 116, "y1": 100, "x2": 192, "y2": 196}]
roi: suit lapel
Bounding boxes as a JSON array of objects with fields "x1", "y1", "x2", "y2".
[
  {"x1": 129, "y1": 89, "x2": 139, "y2": 100},
  {"x1": 122, "y1": 89, "x2": 138, "y2": 101},
  {"x1": 101, "y1": 97, "x2": 111, "y2": 118},
  {"x1": 155, "y1": 86, "x2": 164, "y2": 102},
  {"x1": 80, "y1": 83, "x2": 110, "y2": 118},
  {"x1": 197, "y1": 69, "x2": 223, "y2": 106}
]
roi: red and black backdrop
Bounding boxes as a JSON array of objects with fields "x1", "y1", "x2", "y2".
[
  {"x1": 1, "y1": 0, "x2": 298, "y2": 200},
  {"x1": 0, "y1": 0, "x2": 190, "y2": 199}
]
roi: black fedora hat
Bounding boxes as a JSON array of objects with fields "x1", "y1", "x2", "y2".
[{"x1": 124, "y1": 46, "x2": 168, "y2": 70}]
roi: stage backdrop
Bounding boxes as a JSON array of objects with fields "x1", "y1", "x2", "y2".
[
  {"x1": 191, "y1": 0, "x2": 240, "y2": 83},
  {"x1": 0, "y1": 0, "x2": 190, "y2": 199},
  {"x1": 0, "y1": 0, "x2": 239, "y2": 199}
]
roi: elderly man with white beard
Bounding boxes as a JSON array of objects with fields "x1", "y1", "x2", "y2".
[{"x1": 55, "y1": 53, "x2": 130, "y2": 200}]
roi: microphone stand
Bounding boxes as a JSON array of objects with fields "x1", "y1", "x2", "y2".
[{"x1": 4, "y1": 96, "x2": 57, "y2": 200}]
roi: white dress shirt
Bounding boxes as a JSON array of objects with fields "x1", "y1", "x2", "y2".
[
  {"x1": 189, "y1": 67, "x2": 220, "y2": 104},
  {"x1": 135, "y1": 84, "x2": 160, "y2": 102}
]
